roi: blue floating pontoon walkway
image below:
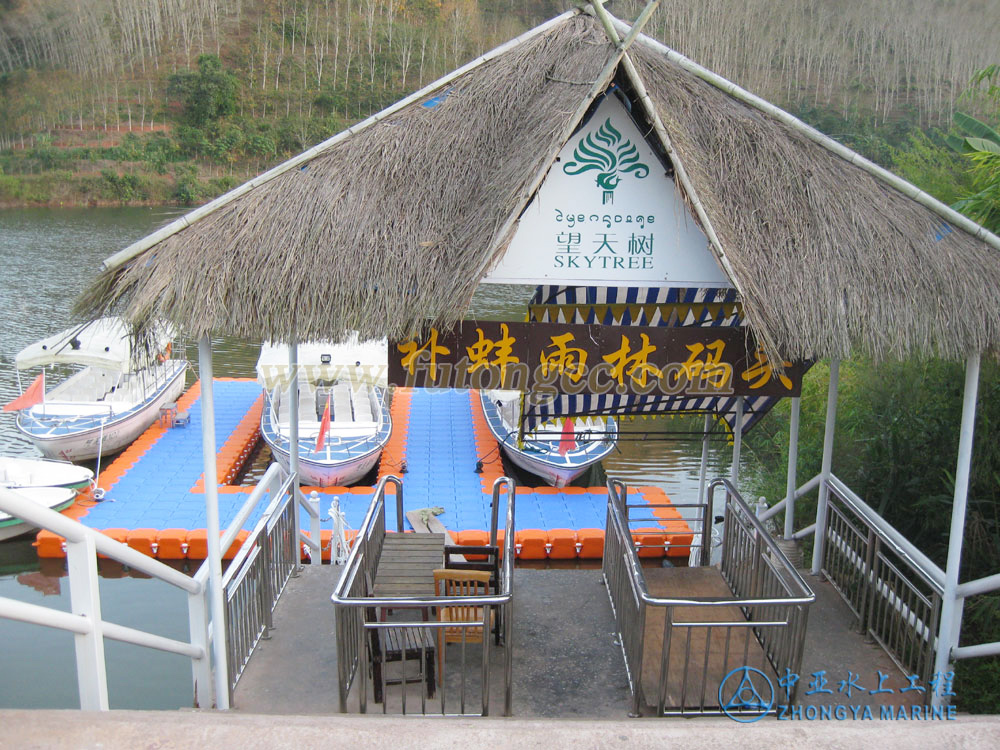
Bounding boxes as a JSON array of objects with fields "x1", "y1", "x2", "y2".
[{"x1": 36, "y1": 382, "x2": 691, "y2": 561}]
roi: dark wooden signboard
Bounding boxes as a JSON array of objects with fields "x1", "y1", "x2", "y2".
[{"x1": 388, "y1": 321, "x2": 803, "y2": 398}]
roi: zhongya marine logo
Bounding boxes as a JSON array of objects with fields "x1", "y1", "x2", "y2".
[
  {"x1": 562, "y1": 118, "x2": 649, "y2": 205},
  {"x1": 719, "y1": 666, "x2": 775, "y2": 722}
]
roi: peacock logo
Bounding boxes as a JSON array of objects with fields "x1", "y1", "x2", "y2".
[{"x1": 563, "y1": 118, "x2": 649, "y2": 205}]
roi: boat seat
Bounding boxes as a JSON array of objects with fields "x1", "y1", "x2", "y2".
[
  {"x1": 332, "y1": 383, "x2": 353, "y2": 423},
  {"x1": 298, "y1": 384, "x2": 317, "y2": 423}
]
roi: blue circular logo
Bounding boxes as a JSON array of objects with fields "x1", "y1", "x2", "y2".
[{"x1": 719, "y1": 666, "x2": 775, "y2": 723}]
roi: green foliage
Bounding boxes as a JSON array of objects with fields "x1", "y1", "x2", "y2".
[
  {"x1": 167, "y1": 54, "x2": 239, "y2": 127},
  {"x1": 946, "y1": 66, "x2": 1000, "y2": 232},
  {"x1": 890, "y1": 130, "x2": 977, "y2": 205},
  {"x1": 792, "y1": 104, "x2": 918, "y2": 168},
  {"x1": 99, "y1": 169, "x2": 148, "y2": 202},
  {"x1": 172, "y1": 163, "x2": 203, "y2": 204},
  {"x1": 745, "y1": 358, "x2": 1000, "y2": 711}
]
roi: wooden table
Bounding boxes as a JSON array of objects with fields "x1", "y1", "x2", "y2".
[
  {"x1": 369, "y1": 533, "x2": 445, "y2": 701},
  {"x1": 373, "y1": 533, "x2": 446, "y2": 597}
]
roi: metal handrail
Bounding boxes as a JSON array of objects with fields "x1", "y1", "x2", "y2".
[
  {"x1": 825, "y1": 474, "x2": 945, "y2": 592},
  {"x1": 331, "y1": 474, "x2": 516, "y2": 716},
  {"x1": 607, "y1": 479, "x2": 814, "y2": 608},
  {"x1": 0, "y1": 486, "x2": 210, "y2": 710},
  {"x1": 603, "y1": 477, "x2": 814, "y2": 717}
]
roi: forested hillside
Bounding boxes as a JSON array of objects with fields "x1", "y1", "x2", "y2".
[{"x1": 0, "y1": 0, "x2": 997, "y2": 205}]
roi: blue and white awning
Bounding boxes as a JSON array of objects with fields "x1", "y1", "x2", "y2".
[{"x1": 522, "y1": 286, "x2": 796, "y2": 435}]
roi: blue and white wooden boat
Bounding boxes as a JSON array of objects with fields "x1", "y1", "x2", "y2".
[
  {"x1": 13, "y1": 318, "x2": 187, "y2": 462},
  {"x1": 256, "y1": 339, "x2": 391, "y2": 487},
  {"x1": 479, "y1": 389, "x2": 617, "y2": 487}
]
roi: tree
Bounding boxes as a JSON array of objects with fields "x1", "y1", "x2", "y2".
[
  {"x1": 946, "y1": 67, "x2": 1000, "y2": 233},
  {"x1": 167, "y1": 54, "x2": 239, "y2": 128}
]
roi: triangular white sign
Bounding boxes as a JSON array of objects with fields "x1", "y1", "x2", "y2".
[{"x1": 483, "y1": 94, "x2": 732, "y2": 288}]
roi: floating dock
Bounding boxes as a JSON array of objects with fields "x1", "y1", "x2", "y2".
[{"x1": 35, "y1": 380, "x2": 692, "y2": 560}]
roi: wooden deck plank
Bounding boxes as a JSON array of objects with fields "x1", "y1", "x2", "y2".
[
  {"x1": 639, "y1": 567, "x2": 776, "y2": 711},
  {"x1": 373, "y1": 533, "x2": 445, "y2": 597}
]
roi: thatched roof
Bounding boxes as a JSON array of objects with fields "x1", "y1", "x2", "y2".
[{"x1": 77, "y1": 8, "x2": 1000, "y2": 361}]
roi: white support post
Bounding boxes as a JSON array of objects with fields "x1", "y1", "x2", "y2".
[
  {"x1": 811, "y1": 359, "x2": 840, "y2": 576},
  {"x1": 65, "y1": 534, "x2": 108, "y2": 710},
  {"x1": 287, "y1": 339, "x2": 302, "y2": 570},
  {"x1": 187, "y1": 585, "x2": 212, "y2": 708},
  {"x1": 784, "y1": 397, "x2": 801, "y2": 540},
  {"x1": 309, "y1": 491, "x2": 321, "y2": 565},
  {"x1": 932, "y1": 353, "x2": 981, "y2": 709},
  {"x1": 730, "y1": 397, "x2": 744, "y2": 485},
  {"x1": 198, "y1": 336, "x2": 230, "y2": 709}
]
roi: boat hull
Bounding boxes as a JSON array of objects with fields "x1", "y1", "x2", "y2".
[
  {"x1": 499, "y1": 445, "x2": 591, "y2": 488},
  {"x1": 0, "y1": 456, "x2": 94, "y2": 492},
  {"x1": 0, "y1": 487, "x2": 77, "y2": 541},
  {"x1": 16, "y1": 361, "x2": 188, "y2": 462},
  {"x1": 479, "y1": 390, "x2": 617, "y2": 488},
  {"x1": 260, "y1": 385, "x2": 392, "y2": 488},
  {"x1": 266, "y1": 439, "x2": 385, "y2": 487}
]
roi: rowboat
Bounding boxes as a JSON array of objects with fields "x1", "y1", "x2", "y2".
[
  {"x1": 11, "y1": 318, "x2": 187, "y2": 462},
  {"x1": 479, "y1": 389, "x2": 617, "y2": 487},
  {"x1": 0, "y1": 455, "x2": 94, "y2": 492},
  {"x1": 256, "y1": 337, "x2": 391, "y2": 487},
  {"x1": 0, "y1": 486, "x2": 77, "y2": 542}
]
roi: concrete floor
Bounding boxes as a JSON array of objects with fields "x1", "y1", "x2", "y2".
[
  {"x1": 233, "y1": 564, "x2": 631, "y2": 717},
  {"x1": 232, "y1": 560, "x2": 925, "y2": 719}
]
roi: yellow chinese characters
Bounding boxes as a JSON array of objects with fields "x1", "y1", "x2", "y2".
[
  {"x1": 742, "y1": 348, "x2": 793, "y2": 390},
  {"x1": 539, "y1": 333, "x2": 588, "y2": 383},
  {"x1": 603, "y1": 333, "x2": 662, "y2": 388},
  {"x1": 681, "y1": 340, "x2": 732, "y2": 390},
  {"x1": 397, "y1": 329, "x2": 450, "y2": 380},
  {"x1": 466, "y1": 323, "x2": 520, "y2": 381}
]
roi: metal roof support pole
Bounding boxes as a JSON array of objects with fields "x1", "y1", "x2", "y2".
[
  {"x1": 730, "y1": 397, "x2": 744, "y2": 486},
  {"x1": 197, "y1": 336, "x2": 230, "y2": 709},
  {"x1": 287, "y1": 339, "x2": 302, "y2": 572},
  {"x1": 810, "y1": 359, "x2": 840, "y2": 577},
  {"x1": 784, "y1": 397, "x2": 801, "y2": 540},
  {"x1": 697, "y1": 413, "x2": 712, "y2": 567},
  {"x1": 697, "y1": 413, "x2": 711, "y2": 507},
  {"x1": 932, "y1": 353, "x2": 981, "y2": 709}
]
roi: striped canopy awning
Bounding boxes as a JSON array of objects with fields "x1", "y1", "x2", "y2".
[{"x1": 521, "y1": 286, "x2": 800, "y2": 436}]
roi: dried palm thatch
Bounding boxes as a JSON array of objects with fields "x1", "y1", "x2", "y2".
[
  {"x1": 76, "y1": 14, "x2": 615, "y2": 344},
  {"x1": 629, "y1": 41, "x2": 1000, "y2": 361},
  {"x1": 77, "y1": 9, "x2": 1000, "y2": 363}
]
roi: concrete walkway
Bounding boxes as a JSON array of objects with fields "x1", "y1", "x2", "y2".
[
  {"x1": 233, "y1": 565, "x2": 631, "y2": 717},
  {"x1": 233, "y1": 561, "x2": 927, "y2": 718},
  {"x1": 2, "y1": 710, "x2": 997, "y2": 750}
]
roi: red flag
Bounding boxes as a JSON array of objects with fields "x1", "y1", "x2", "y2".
[
  {"x1": 3, "y1": 372, "x2": 44, "y2": 412},
  {"x1": 315, "y1": 394, "x2": 332, "y2": 452},
  {"x1": 558, "y1": 417, "x2": 577, "y2": 455}
]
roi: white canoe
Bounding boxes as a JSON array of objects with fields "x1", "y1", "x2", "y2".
[
  {"x1": 0, "y1": 456, "x2": 94, "y2": 492},
  {"x1": 0, "y1": 486, "x2": 77, "y2": 542}
]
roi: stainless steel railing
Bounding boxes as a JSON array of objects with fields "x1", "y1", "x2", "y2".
[
  {"x1": 332, "y1": 475, "x2": 516, "y2": 716},
  {"x1": 219, "y1": 463, "x2": 299, "y2": 703},
  {"x1": 821, "y1": 476, "x2": 943, "y2": 702},
  {"x1": 603, "y1": 477, "x2": 814, "y2": 718}
]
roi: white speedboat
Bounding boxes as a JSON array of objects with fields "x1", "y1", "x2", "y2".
[
  {"x1": 10, "y1": 318, "x2": 187, "y2": 462},
  {"x1": 256, "y1": 337, "x2": 391, "y2": 487},
  {"x1": 0, "y1": 486, "x2": 77, "y2": 542},
  {"x1": 0, "y1": 456, "x2": 94, "y2": 492},
  {"x1": 479, "y1": 389, "x2": 617, "y2": 487}
]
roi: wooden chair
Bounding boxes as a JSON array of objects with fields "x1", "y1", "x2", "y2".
[
  {"x1": 366, "y1": 606, "x2": 436, "y2": 703},
  {"x1": 443, "y1": 545, "x2": 502, "y2": 644},
  {"x1": 432, "y1": 568, "x2": 493, "y2": 684}
]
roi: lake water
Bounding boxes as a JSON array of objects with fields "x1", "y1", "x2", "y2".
[{"x1": 0, "y1": 207, "x2": 734, "y2": 709}]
